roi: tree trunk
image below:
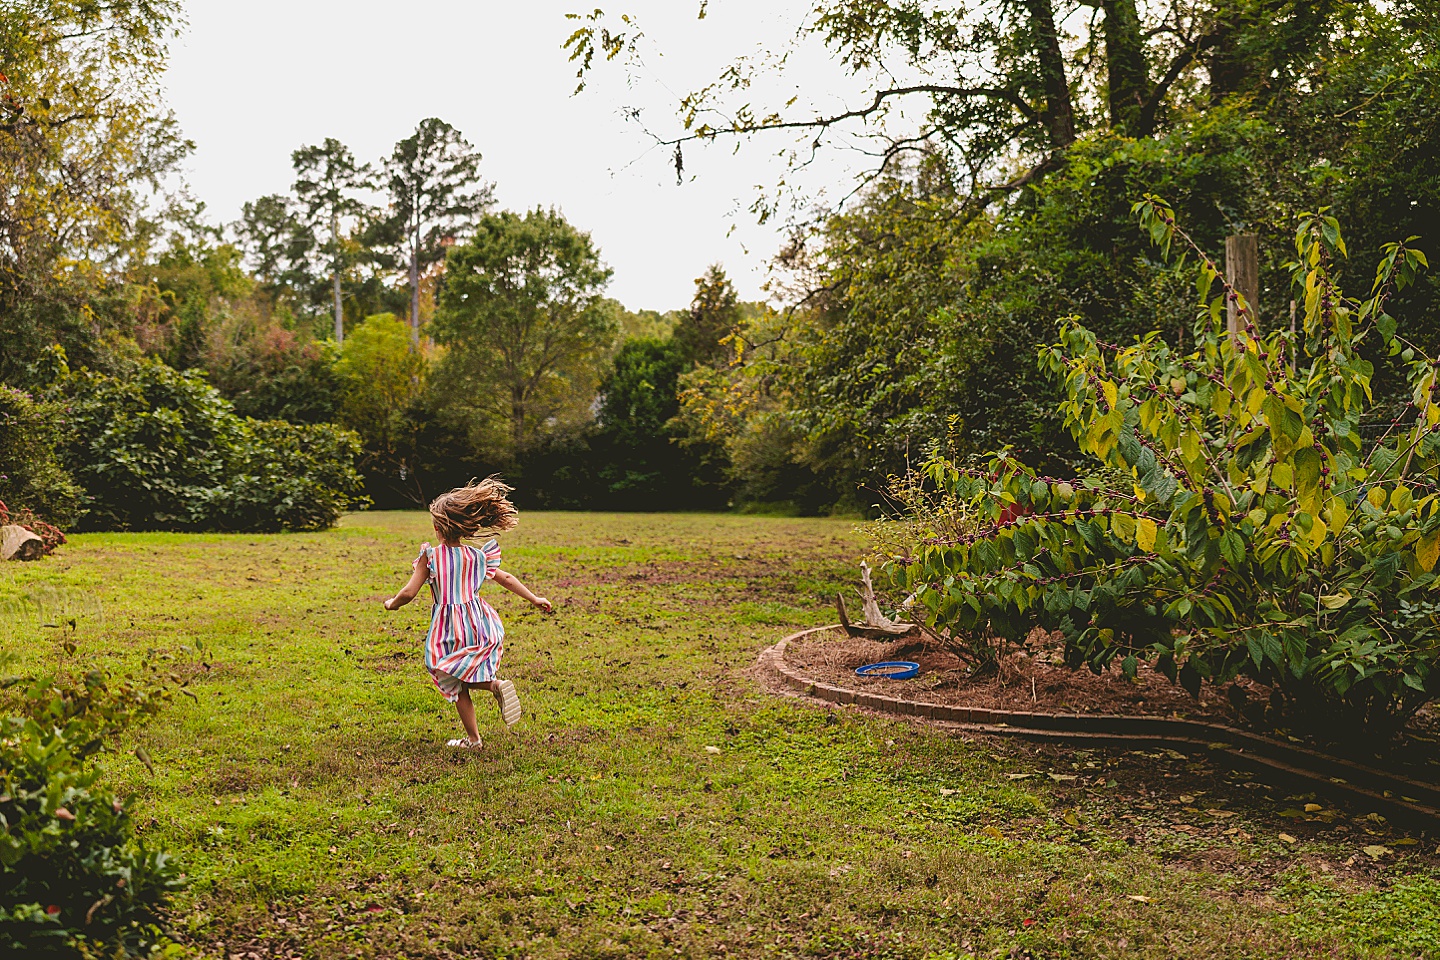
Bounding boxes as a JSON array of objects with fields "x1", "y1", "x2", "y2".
[
  {"x1": 1101, "y1": 0, "x2": 1149, "y2": 133},
  {"x1": 510, "y1": 386, "x2": 526, "y2": 452},
  {"x1": 409, "y1": 240, "x2": 421, "y2": 348},
  {"x1": 1207, "y1": 18, "x2": 1251, "y2": 104},
  {"x1": 1022, "y1": 0, "x2": 1076, "y2": 149},
  {"x1": 332, "y1": 211, "x2": 344, "y2": 343}
]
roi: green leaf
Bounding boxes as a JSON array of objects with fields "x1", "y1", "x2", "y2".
[
  {"x1": 1179, "y1": 662, "x2": 1202, "y2": 698},
  {"x1": 1219, "y1": 529, "x2": 1244, "y2": 567}
]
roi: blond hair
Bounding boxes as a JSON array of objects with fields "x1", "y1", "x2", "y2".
[{"x1": 429, "y1": 477, "x2": 519, "y2": 542}]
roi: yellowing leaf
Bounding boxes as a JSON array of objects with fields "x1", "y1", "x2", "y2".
[
  {"x1": 1278, "y1": 833, "x2": 1297, "y2": 843},
  {"x1": 1272, "y1": 461, "x2": 1294, "y2": 489},
  {"x1": 1294, "y1": 447, "x2": 1322, "y2": 514},
  {"x1": 1325, "y1": 499, "x2": 1350, "y2": 532},
  {"x1": 1392, "y1": 484, "x2": 1414, "y2": 512},
  {"x1": 1136, "y1": 517, "x2": 1158, "y2": 552},
  {"x1": 1320, "y1": 590, "x2": 1351, "y2": 609},
  {"x1": 1111, "y1": 513, "x2": 1136, "y2": 543},
  {"x1": 1417, "y1": 531, "x2": 1440, "y2": 573},
  {"x1": 1180, "y1": 431, "x2": 1201, "y2": 463},
  {"x1": 1102, "y1": 380, "x2": 1118, "y2": 411},
  {"x1": 1369, "y1": 486, "x2": 1388, "y2": 510}
]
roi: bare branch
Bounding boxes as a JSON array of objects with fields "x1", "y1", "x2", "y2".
[{"x1": 663, "y1": 83, "x2": 1039, "y2": 150}]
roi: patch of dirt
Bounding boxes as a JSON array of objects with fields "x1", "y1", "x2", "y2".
[{"x1": 786, "y1": 627, "x2": 1254, "y2": 723}]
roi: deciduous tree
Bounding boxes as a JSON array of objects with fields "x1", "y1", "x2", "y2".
[
  {"x1": 0, "y1": 0, "x2": 188, "y2": 384},
  {"x1": 431, "y1": 209, "x2": 615, "y2": 454}
]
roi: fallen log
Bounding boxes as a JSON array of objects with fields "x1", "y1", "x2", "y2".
[{"x1": 1, "y1": 524, "x2": 44, "y2": 561}]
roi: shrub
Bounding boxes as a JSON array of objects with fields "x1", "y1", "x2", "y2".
[
  {"x1": 0, "y1": 381, "x2": 85, "y2": 531},
  {"x1": 201, "y1": 305, "x2": 344, "y2": 424},
  {"x1": 0, "y1": 650, "x2": 185, "y2": 957},
  {"x1": 53, "y1": 356, "x2": 369, "y2": 532},
  {"x1": 884, "y1": 201, "x2": 1435, "y2": 741}
]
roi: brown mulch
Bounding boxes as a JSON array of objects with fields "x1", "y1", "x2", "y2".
[
  {"x1": 785, "y1": 627, "x2": 1440, "y2": 780},
  {"x1": 785, "y1": 627, "x2": 1266, "y2": 725}
]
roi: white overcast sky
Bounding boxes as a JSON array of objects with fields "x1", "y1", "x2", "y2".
[{"x1": 163, "y1": 1, "x2": 873, "y2": 311}]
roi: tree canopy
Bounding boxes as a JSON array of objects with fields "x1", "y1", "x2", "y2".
[{"x1": 430, "y1": 208, "x2": 617, "y2": 455}]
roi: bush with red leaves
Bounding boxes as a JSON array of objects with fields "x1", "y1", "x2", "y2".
[{"x1": 0, "y1": 501, "x2": 66, "y2": 555}]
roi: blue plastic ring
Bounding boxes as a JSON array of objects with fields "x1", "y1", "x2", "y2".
[{"x1": 855, "y1": 660, "x2": 920, "y2": 680}]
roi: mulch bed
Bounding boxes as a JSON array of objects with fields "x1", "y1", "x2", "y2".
[
  {"x1": 785, "y1": 627, "x2": 1440, "y2": 781},
  {"x1": 786, "y1": 626, "x2": 1257, "y2": 724}
]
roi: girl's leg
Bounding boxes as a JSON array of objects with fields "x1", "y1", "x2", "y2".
[{"x1": 455, "y1": 688, "x2": 482, "y2": 744}]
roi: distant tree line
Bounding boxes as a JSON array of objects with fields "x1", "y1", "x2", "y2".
[{"x1": 8, "y1": 0, "x2": 1438, "y2": 532}]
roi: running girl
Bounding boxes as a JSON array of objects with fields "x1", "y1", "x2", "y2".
[{"x1": 383, "y1": 478, "x2": 551, "y2": 748}]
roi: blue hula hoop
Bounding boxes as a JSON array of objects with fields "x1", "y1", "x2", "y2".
[{"x1": 855, "y1": 660, "x2": 920, "y2": 680}]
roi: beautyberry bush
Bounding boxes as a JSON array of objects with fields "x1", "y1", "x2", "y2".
[{"x1": 884, "y1": 198, "x2": 1433, "y2": 740}]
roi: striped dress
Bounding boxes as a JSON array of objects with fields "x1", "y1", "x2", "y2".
[{"x1": 420, "y1": 539, "x2": 505, "y2": 702}]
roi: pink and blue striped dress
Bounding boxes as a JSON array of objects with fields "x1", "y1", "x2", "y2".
[{"x1": 419, "y1": 539, "x2": 505, "y2": 702}]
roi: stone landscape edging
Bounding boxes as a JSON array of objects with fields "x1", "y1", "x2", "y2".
[{"x1": 762, "y1": 626, "x2": 1440, "y2": 829}]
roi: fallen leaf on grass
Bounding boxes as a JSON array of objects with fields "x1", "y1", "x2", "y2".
[
  {"x1": 1048, "y1": 774, "x2": 1078, "y2": 782},
  {"x1": 1207, "y1": 809, "x2": 1236, "y2": 818},
  {"x1": 1005, "y1": 773, "x2": 1032, "y2": 780},
  {"x1": 1304, "y1": 803, "x2": 1324, "y2": 813},
  {"x1": 1126, "y1": 895, "x2": 1152, "y2": 903},
  {"x1": 1392, "y1": 838, "x2": 1419, "y2": 846},
  {"x1": 1363, "y1": 845, "x2": 1392, "y2": 859},
  {"x1": 1279, "y1": 833, "x2": 1297, "y2": 843},
  {"x1": 939, "y1": 787, "x2": 958, "y2": 796},
  {"x1": 979, "y1": 826, "x2": 1004, "y2": 840},
  {"x1": 704, "y1": 746, "x2": 721, "y2": 754}
]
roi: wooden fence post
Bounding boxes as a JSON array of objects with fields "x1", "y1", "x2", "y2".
[{"x1": 1225, "y1": 234, "x2": 1259, "y2": 338}]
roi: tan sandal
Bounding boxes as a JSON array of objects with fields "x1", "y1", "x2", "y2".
[{"x1": 494, "y1": 679, "x2": 522, "y2": 726}]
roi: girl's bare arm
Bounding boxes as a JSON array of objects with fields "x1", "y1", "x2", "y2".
[
  {"x1": 384, "y1": 549, "x2": 430, "y2": 610},
  {"x1": 493, "y1": 569, "x2": 552, "y2": 612}
]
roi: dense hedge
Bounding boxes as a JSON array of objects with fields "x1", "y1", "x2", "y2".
[
  {"x1": 54, "y1": 357, "x2": 369, "y2": 532},
  {"x1": 0, "y1": 384, "x2": 84, "y2": 530}
]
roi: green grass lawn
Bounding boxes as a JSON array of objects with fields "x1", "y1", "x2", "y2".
[{"x1": 3, "y1": 511, "x2": 1438, "y2": 959}]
